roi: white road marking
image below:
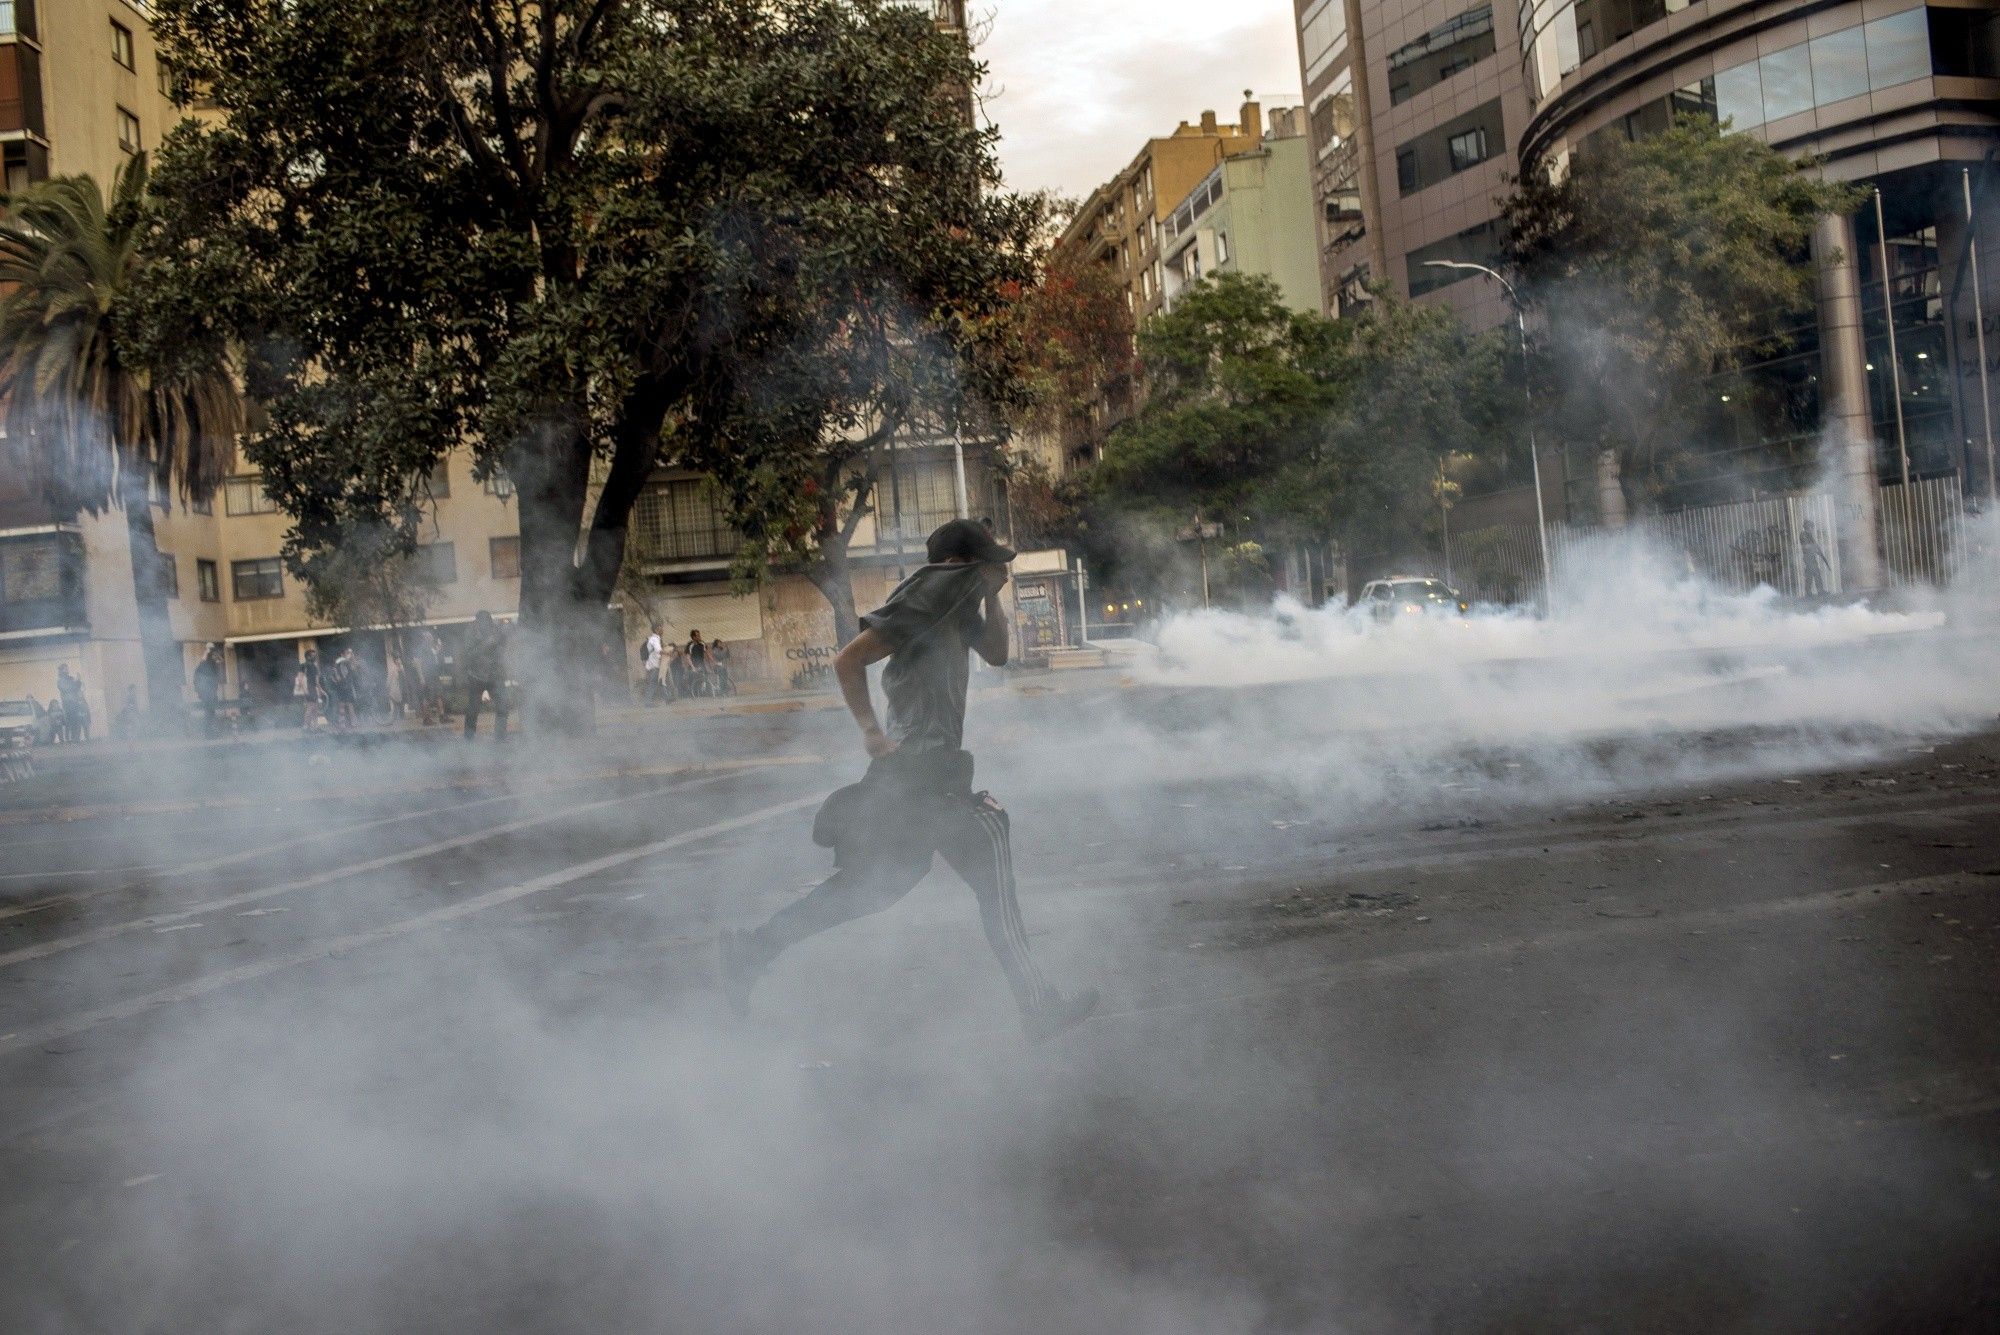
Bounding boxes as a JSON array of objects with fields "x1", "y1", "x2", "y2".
[
  {"x1": 0, "y1": 771, "x2": 750, "y2": 971},
  {"x1": 0, "y1": 755, "x2": 825, "y2": 924},
  {"x1": 0, "y1": 795, "x2": 819, "y2": 1055}
]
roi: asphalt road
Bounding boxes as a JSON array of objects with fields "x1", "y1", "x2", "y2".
[{"x1": 1, "y1": 653, "x2": 1997, "y2": 1333}]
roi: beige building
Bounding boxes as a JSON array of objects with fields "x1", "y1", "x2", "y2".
[{"x1": 1158, "y1": 120, "x2": 1321, "y2": 314}]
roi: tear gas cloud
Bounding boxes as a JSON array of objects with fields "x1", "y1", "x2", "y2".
[{"x1": 8, "y1": 511, "x2": 1998, "y2": 1332}]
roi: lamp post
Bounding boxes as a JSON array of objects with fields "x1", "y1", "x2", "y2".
[{"x1": 1421, "y1": 259, "x2": 1555, "y2": 613}]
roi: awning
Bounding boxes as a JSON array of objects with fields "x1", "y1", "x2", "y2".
[{"x1": 224, "y1": 611, "x2": 517, "y2": 647}]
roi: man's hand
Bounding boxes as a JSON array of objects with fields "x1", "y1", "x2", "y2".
[
  {"x1": 834, "y1": 628, "x2": 897, "y2": 758},
  {"x1": 861, "y1": 725, "x2": 900, "y2": 760}
]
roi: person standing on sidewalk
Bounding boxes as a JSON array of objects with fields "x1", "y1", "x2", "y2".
[
  {"x1": 720, "y1": 519, "x2": 1097, "y2": 1042},
  {"x1": 642, "y1": 624, "x2": 665, "y2": 706},
  {"x1": 461, "y1": 611, "x2": 509, "y2": 740},
  {"x1": 193, "y1": 644, "x2": 225, "y2": 738}
]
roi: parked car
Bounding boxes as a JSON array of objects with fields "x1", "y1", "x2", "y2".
[
  {"x1": 1358, "y1": 577, "x2": 1469, "y2": 622},
  {"x1": 0, "y1": 698, "x2": 36, "y2": 749}
]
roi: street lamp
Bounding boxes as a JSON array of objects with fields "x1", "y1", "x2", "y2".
[{"x1": 1421, "y1": 259, "x2": 1555, "y2": 614}]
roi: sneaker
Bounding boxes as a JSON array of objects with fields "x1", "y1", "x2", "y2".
[
  {"x1": 718, "y1": 929, "x2": 763, "y2": 1016},
  {"x1": 1023, "y1": 987, "x2": 1100, "y2": 1044}
]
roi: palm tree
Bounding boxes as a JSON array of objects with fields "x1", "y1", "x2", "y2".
[{"x1": 0, "y1": 155, "x2": 242, "y2": 718}]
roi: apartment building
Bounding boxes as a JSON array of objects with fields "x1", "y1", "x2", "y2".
[
  {"x1": 1295, "y1": 0, "x2": 1530, "y2": 330},
  {"x1": 1158, "y1": 116, "x2": 1322, "y2": 314}
]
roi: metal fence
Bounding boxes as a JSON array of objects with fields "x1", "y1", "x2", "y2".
[{"x1": 1450, "y1": 476, "x2": 1966, "y2": 604}]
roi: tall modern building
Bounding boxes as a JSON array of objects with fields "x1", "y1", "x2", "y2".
[
  {"x1": 1516, "y1": 0, "x2": 2000, "y2": 505},
  {"x1": 1295, "y1": 0, "x2": 1531, "y2": 330}
]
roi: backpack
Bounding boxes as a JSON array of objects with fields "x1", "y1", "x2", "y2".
[{"x1": 639, "y1": 640, "x2": 650, "y2": 667}]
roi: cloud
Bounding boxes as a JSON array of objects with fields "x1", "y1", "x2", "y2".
[{"x1": 976, "y1": 1, "x2": 1305, "y2": 199}]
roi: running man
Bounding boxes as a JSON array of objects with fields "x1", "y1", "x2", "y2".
[{"x1": 720, "y1": 519, "x2": 1097, "y2": 1041}]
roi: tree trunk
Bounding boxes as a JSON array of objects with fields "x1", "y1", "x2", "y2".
[
  {"x1": 507, "y1": 414, "x2": 598, "y2": 735},
  {"x1": 807, "y1": 537, "x2": 862, "y2": 649},
  {"x1": 120, "y1": 470, "x2": 182, "y2": 726}
]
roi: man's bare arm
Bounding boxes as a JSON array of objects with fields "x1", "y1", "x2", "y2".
[
  {"x1": 834, "y1": 628, "x2": 898, "y2": 757},
  {"x1": 974, "y1": 590, "x2": 1009, "y2": 667}
]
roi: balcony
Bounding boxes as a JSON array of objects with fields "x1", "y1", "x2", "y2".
[
  {"x1": 0, "y1": 40, "x2": 45, "y2": 139},
  {"x1": 0, "y1": 528, "x2": 84, "y2": 637}
]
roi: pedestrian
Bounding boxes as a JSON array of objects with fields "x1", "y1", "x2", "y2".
[
  {"x1": 1799, "y1": 519, "x2": 1830, "y2": 598},
  {"x1": 386, "y1": 646, "x2": 407, "y2": 722},
  {"x1": 720, "y1": 519, "x2": 1097, "y2": 1041},
  {"x1": 710, "y1": 638, "x2": 735, "y2": 696},
  {"x1": 42, "y1": 695, "x2": 65, "y2": 746},
  {"x1": 298, "y1": 649, "x2": 325, "y2": 731},
  {"x1": 642, "y1": 623, "x2": 665, "y2": 706},
  {"x1": 56, "y1": 665, "x2": 88, "y2": 743},
  {"x1": 325, "y1": 647, "x2": 359, "y2": 731},
  {"x1": 461, "y1": 610, "x2": 509, "y2": 740},
  {"x1": 665, "y1": 641, "x2": 689, "y2": 701},
  {"x1": 412, "y1": 629, "x2": 445, "y2": 725},
  {"x1": 685, "y1": 629, "x2": 710, "y2": 696},
  {"x1": 194, "y1": 643, "x2": 225, "y2": 738},
  {"x1": 113, "y1": 687, "x2": 142, "y2": 741}
]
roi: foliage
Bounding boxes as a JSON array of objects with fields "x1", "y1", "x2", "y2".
[
  {"x1": 300, "y1": 522, "x2": 438, "y2": 637},
  {"x1": 1502, "y1": 116, "x2": 1865, "y2": 509},
  {"x1": 1094, "y1": 273, "x2": 1508, "y2": 566},
  {"x1": 0, "y1": 155, "x2": 239, "y2": 517},
  {"x1": 1005, "y1": 241, "x2": 1135, "y2": 460},
  {"x1": 0, "y1": 155, "x2": 242, "y2": 712},
  {"x1": 139, "y1": 0, "x2": 1037, "y2": 684}
]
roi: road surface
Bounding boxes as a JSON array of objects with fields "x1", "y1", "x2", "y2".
[{"x1": 0, "y1": 663, "x2": 1996, "y2": 1332}]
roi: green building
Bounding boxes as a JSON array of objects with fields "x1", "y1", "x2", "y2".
[{"x1": 1159, "y1": 120, "x2": 1322, "y2": 316}]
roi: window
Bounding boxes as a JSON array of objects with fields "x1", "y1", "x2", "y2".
[
  {"x1": 1931, "y1": 7, "x2": 2000, "y2": 79},
  {"x1": 1759, "y1": 43, "x2": 1814, "y2": 122},
  {"x1": 1448, "y1": 127, "x2": 1490, "y2": 171},
  {"x1": 116, "y1": 106, "x2": 140, "y2": 154},
  {"x1": 157, "y1": 58, "x2": 176, "y2": 100},
  {"x1": 0, "y1": 3, "x2": 17, "y2": 38},
  {"x1": 631, "y1": 477, "x2": 744, "y2": 563},
  {"x1": 197, "y1": 559, "x2": 220, "y2": 603},
  {"x1": 1311, "y1": 70, "x2": 1355, "y2": 157},
  {"x1": 3, "y1": 141, "x2": 48, "y2": 195},
  {"x1": 188, "y1": 492, "x2": 213, "y2": 516},
  {"x1": 222, "y1": 476, "x2": 279, "y2": 516},
  {"x1": 0, "y1": 531, "x2": 83, "y2": 634},
  {"x1": 1396, "y1": 99, "x2": 1503, "y2": 195},
  {"x1": 413, "y1": 542, "x2": 457, "y2": 586},
  {"x1": 1300, "y1": 0, "x2": 1349, "y2": 84},
  {"x1": 156, "y1": 552, "x2": 180, "y2": 599},
  {"x1": 111, "y1": 21, "x2": 134, "y2": 71},
  {"x1": 1865, "y1": 8, "x2": 1930, "y2": 90},
  {"x1": 1810, "y1": 25, "x2": 1869, "y2": 106},
  {"x1": 1388, "y1": 5, "x2": 1496, "y2": 106},
  {"x1": 421, "y1": 461, "x2": 450, "y2": 499},
  {"x1": 1715, "y1": 60, "x2": 1763, "y2": 128},
  {"x1": 1407, "y1": 219, "x2": 1505, "y2": 296},
  {"x1": 231, "y1": 557, "x2": 284, "y2": 601},
  {"x1": 1215, "y1": 232, "x2": 1230, "y2": 265},
  {"x1": 489, "y1": 536, "x2": 521, "y2": 580}
]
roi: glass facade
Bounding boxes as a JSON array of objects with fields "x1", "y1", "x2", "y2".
[
  {"x1": 1407, "y1": 220, "x2": 1506, "y2": 296},
  {"x1": 1520, "y1": 0, "x2": 1692, "y2": 106},
  {"x1": 1715, "y1": 10, "x2": 1931, "y2": 131}
]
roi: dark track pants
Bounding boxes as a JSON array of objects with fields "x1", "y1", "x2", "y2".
[
  {"x1": 464, "y1": 678, "x2": 508, "y2": 738},
  {"x1": 748, "y1": 794, "x2": 1055, "y2": 1017}
]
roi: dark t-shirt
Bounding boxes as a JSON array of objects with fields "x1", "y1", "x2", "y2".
[{"x1": 859, "y1": 563, "x2": 989, "y2": 755}]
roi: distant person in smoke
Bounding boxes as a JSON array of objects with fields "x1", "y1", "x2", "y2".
[
  {"x1": 298, "y1": 650, "x2": 324, "y2": 731},
  {"x1": 720, "y1": 519, "x2": 1098, "y2": 1042},
  {"x1": 55, "y1": 665, "x2": 88, "y2": 743},
  {"x1": 709, "y1": 637, "x2": 734, "y2": 695},
  {"x1": 194, "y1": 643, "x2": 225, "y2": 737},
  {"x1": 461, "y1": 611, "x2": 509, "y2": 740},
  {"x1": 642, "y1": 624, "x2": 665, "y2": 706},
  {"x1": 326, "y1": 648, "x2": 360, "y2": 732},
  {"x1": 665, "y1": 641, "x2": 690, "y2": 700},
  {"x1": 685, "y1": 629, "x2": 710, "y2": 695},
  {"x1": 1798, "y1": 520, "x2": 1830, "y2": 598},
  {"x1": 412, "y1": 629, "x2": 445, "y2": 725}
]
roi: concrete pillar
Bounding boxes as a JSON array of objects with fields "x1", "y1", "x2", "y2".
[
  {"x1": 1813, "y1": 211, "x2": 1885, "y2": 590},
  {"x1": 1595, "y1": 449, "x2": 1628, "y2": 528}
]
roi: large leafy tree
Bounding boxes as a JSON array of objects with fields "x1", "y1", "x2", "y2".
[
  {"x1": 138, "y1": 0, "x2": 1033, "y2": 712},
  {"x1": 1502, "y1": 116, "x2": 1864, "y2": 513},
  {"x1": 1094, "y1": 273, "x2": 1506, "y2": 583},
  {"x1": 0, "y1": 157, "x2": 242, "y2": 716}
]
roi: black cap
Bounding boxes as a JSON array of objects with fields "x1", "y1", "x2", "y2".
[{"x1": 926, "y1": 518, "x2": 1015, "y2": 565}]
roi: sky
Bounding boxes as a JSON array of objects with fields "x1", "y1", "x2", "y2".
[{"x1": 975, "y1": 1, "x2": 1306, "y2": 200}]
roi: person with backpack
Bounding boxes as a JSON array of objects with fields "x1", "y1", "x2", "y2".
[{"x1": 641, "y1": 624, "x2": 665, "y2": 706}]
